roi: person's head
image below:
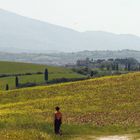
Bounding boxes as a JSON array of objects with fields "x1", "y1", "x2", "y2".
[{"x1": 55, "y1": 106, "x2": 60, "y2": 111}]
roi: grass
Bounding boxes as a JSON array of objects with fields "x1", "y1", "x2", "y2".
[
  {"x1": 0, "y1": 61, "x2": 71, "y2": 74},
  {"x1": 0, "y1": 61, "x2": 85, "y2": 90},
  {"x1": 0, "y1": 73, "x2": 84, "y2": 90},
  {"x1": 0, "y1": 72, "x2": 140, "y2": 139}
]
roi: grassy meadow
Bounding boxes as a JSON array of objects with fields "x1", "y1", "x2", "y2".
[
  {"x1": 0, "y1": 72, "x2": 140, "y2": 139},
  {"x1": 0, "y1": 61, "x2": 69, "y2": 74},
  {"x1": 0, "y1": 61, "x2": 85, "y2": 90}
]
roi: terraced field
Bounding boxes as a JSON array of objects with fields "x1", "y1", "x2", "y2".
[{"x1": 0, "y1": 72, "x2": 140, "y2": 139}]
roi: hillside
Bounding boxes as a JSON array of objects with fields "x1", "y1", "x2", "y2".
[
  {"x1": 1, "y1": 9, "x2": 140, "y2": 52},
  {"x1": 0, "y1": 72, "x2": 140, "y2": 139},
  {"x1": 0, "y1": 61, "x2": 85, "y2": 90},
  {"x1": 0, "y1": 61, "x2": 73, "y2": 74}
]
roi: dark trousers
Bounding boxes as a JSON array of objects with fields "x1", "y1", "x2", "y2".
[{"x1": 54, "y1": 119, "x2": 61, "y2": 134}]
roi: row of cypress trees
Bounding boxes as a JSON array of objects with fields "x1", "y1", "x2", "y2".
[{"x1": 5, "y1": 68, "x2": 49, "y2": 90}]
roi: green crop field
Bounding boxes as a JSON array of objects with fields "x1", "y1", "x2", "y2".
[
  {"x1": 0, "y1": 61, "x2": 85, "y2": 90},
  {"x1": 0, "y1": 72, "x2": 140, "y2": 139}
]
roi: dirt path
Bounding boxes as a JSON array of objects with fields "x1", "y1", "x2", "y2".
[
  {"x1": 72, "y1": 135, "x2": 132, "y2": 140},
  {"x1": 97, "y1": 135, "x2": 130, "y2": 140}
]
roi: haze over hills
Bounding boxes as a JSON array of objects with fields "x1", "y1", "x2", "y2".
[
  {"x1": 0, "y1": 9, "x2": 140, "y2": 53},
  {"x1": 1, "y1": 50, "x2": 140, "y2": 66}
]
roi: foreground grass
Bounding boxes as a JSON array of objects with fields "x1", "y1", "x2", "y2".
[{"x1": 0, "y1": 72, "x2": 140, "y2": 139}]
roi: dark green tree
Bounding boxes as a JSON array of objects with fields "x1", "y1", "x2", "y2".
[
  {"x1": 6, "y1": 84, "x2": 9, "y2": 90},
  {"x1": 84, "y1": 67, "x2": 89, "y2": 72},
  {"x1": 15, "y1": 76, "x2": 19, "y2": 88},
  {"x1": 111, "y1": 64, "x2": 115, "y2": 71},
  {"x1": 106, "y1": 65, "x2": 110, "y2": 71},
  {"x1": 125, "y1": 64, "x2": 128, "y2": 71},
  {"x1": 128, "y1": 63, "x2": 131, "y2": 71},
  {"x1": 90, "y1": 71, "x2": 94, "y2": 77},
  {"x1": 90, "y1": 70, "x2": 98, "y2": 77},
  {"x1": 139, "y1": 64, "x2": 140, "y2": 71},
  {"x1": 125, "y1": 63, "x2": 131, "y2": 71},
  {"x1": 115, "y1": 63, "x2": 119, "y2": 71},
  {"x1": 44, "y1": 68, "x2": 48, "y2": 82}
]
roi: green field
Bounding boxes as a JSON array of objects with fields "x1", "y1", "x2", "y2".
[
  {"x1": 0, "y1": 61, "x2": 70, "y2": 74},
  {"x1": 0, "y1": 72, "x2": 140, "y2": 139},
  {"x1": 0, "y1": 61, "x2": 85, "y2": 90}
]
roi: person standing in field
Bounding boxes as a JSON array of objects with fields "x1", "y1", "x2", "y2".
[{"x1": 54, "y1": 106, "x2": 62, "y2": 135}]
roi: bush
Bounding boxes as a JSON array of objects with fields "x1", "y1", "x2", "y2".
[
  {"x1": 47, "y1": 77, "x2": 88, "y2": 84},
  {"x1": 90, "y1": 70, "x2": 98, "y2": 77},
  {"x1": 18, "y1": 83, "x2": 37, "y2": 88},
  {"x1": 36, "y1": 72, "x2": 43, "y2": 75},
  {"x1": 72, "y1": 67, "x2": 91, "y2": 75}
]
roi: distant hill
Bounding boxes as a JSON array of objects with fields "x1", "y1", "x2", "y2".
[
  {"x1": 0, "y1": 50, "x2": 140, "y2": 65},
  {"x1": 1, "y1": 9, "x2": 140, "y2": 52}
]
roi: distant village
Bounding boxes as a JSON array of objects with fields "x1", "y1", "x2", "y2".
[{"x1": 66, "y1": 57, "x2": 140, "y2": 71}]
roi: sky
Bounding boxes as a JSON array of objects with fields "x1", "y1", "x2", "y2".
[{"x1": 0, "y1": 0, "x2": 140, "y2": 35}]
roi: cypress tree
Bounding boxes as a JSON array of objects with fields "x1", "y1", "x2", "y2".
[
  {"x1": 15, "y1": 76, "x2": 19, "y2": 88},
  {"x1": 90, "y1": 71, "x2": 94, "y2": 77},
  {"x1": 128, "y1": 63, "x2": 131, "y2": 71},
  {"x1": 6, "y1": 84, "x2": 9, "y2": 90},
  {"x1": 44, "y1": 68, "x2": 48, "y2": 82}
]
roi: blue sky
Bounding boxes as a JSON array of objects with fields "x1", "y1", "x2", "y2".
[{"x1": 0, "y1": 0, "x2": 140, "y2": 35}]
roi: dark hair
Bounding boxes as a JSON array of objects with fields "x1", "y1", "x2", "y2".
[{"x1": 55, "y1": 106, "x2": 60, "y2": 111}]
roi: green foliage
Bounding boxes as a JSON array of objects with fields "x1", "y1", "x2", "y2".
[
  {"x1": 90, "y1": 70, "x2": 98, "y2": 77},
  {"x1": 72, "y1": 67, "x2": 91, "y2": 75}
]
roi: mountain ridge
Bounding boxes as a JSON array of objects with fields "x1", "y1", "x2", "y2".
[{"x1": 0, "y1": 9, "x2": 140, "y2": 52}]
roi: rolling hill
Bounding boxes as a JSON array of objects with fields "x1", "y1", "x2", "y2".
[
  {"x1": 1, "y1": 9, "x2": 140, "y2": 53},
  {"x1": 0, "y1": 72, "x2": 140, "y2": 139},
  {"x1": 0, "y1": 61, "x2": 85, "y2": 90}
]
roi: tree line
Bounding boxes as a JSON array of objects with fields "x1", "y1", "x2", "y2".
[{"x1": 5, "y1": 68, "x2": 49, "y2": 90}]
